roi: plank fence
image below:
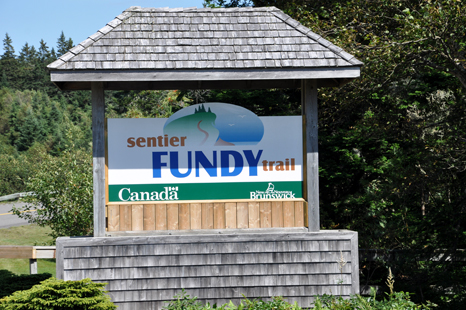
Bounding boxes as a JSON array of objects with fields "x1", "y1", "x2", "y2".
[
  {"x1": 0, "y1": 246, "x2": 56, "y2": 274},
  {"x1": 106, "y1": 200, "x2": 306, "y2": 233}
]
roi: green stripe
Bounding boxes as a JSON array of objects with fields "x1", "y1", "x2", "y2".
[{"x1": 109, "y1": 181, "x2": 302, "y2": 202}]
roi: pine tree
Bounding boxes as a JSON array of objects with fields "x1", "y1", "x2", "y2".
[
  {"x1": 2, "y1": 33, "x2": 15, "y2": 59},
  {"x1": 38, "y1": 39, "x2": 50, "y2": 61},
  {"x1": 56, "y1": 32, "x2": 73, "y2": 57},
  {"x1": 1, "y1": 33, "x2": 19, "y2": 89}
]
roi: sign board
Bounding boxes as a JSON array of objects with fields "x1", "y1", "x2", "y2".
[{"x1": 107, "y1": 103, "x2": 303, "y2": 202}]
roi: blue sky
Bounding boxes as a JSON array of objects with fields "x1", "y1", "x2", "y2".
[{"x1": 0, "y1": 0, "x2": 205, "y2": 55}]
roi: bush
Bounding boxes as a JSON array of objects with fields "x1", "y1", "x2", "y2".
[
  {"x1": 12, "y1": 148, "x2": 93, "y2": 239},
  {"x1": 163, "y1": 289, "x2": 437, "y2": 310},
  {"x1": 0, "y1": 277, "x2": 116, "y2": 310},
  {"x1": 313, "y1": 290, "x2": 437, "y2": 310},
  {"x1": 0, "y1": 270, "x2": 52, "y2": 298}
]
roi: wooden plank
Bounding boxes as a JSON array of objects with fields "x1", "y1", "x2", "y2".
[
  {"x1": 51, "y1": 67, "x2": 361, "y2": 84},
  {"x1": 271, "y1": 201, "x2": 283, "y2": 227},
  {"x1": 155, "y1": 204, "x2": 167, "y2": 230},
  {"x1": 225, "y1": 202, "x2": 237, "y2": 229},
  {"x1": 259, "y1": 202, "x2": 272, "y2": 228},
  {"x1": 283, "y1": 201, "x2": 295, "y2": 227},
  {"x1": 105, "y1": 118, "x2": 109, "y2": 205},
  {"x1": 106, "y1": 198, "x2": 305, "y2": 206},
  {"x1": 236, "y1": 202, "x2": 248, "y2": 229},
  {"x1": 295, "y1": 201, "x2": 305, "y2": 227},
  {"x1": 34, "y1": 247, "x2": 56, "y2": 259},
  {"x1": 302, "y1": 79, "x2": 320, "y2": 231},
  {"x1": 119, "y1": 204, "x2": 132, "y2": 231},
  {"x1": 92, "y1": 82, "x2": 106, "y2": 237},
  {"x1": 107, "y1": 205, "x2": 120, "y2": 232},
  {"x1": 178, "y1": 203, "x2": 190, "y2": 230},
  {"x1": 143, "y1": 204, "x2": 156, "y2": 230},
  {"x1": 131, "y1": 205, "x2": 144, "y2": 231},
  {"x1": 190, "y1": 203, "x2": 202, "y2": 229},
  {"x1": 167, "y1": 204, "x2": 179, "y2": 230},
  {"x1": 201, "y1": 203, "x2": 214, "y2": 229},
  {"x1": 248, "y1": 201, "x2": 260, "y2": 228},
  {"x1": 0, "y1": 246, "x2": 33, "y2": 259},
  {"x1": 213, "y1": 203, "x2": 225, "y2": 229}
]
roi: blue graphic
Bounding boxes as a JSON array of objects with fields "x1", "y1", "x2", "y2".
[{"x1": 164, "y1": 102, "x2": 264, "y2": 146}]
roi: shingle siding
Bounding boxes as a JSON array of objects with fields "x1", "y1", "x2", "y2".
[
  {"x1": 48, "y1": 6, "x2": 362, "y2": 71},
  {"x1": 57, "y1": 230, "x2": 359, "y2": 310}
]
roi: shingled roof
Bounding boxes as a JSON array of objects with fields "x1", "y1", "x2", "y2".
[{"x1": 48, "y1": 6, "x2": 362, "y2": 90}]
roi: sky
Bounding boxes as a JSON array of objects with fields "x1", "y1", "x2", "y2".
[{"x1": 0, "y1": 0, "x2": 205, "y2": 55}]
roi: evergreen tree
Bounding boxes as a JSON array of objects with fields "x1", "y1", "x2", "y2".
[
  {"x1": 16, "y1": 107, "x2": 41, "y2": 151},
  {"x1": 38, "y1": 39, "x2": 51, "y2": 61},
  {"x1": 1, "y1": 33, "x2": 19, "y2": 89},
  {"x1": 56, "y1": 31, "x2": 73, "y2": 57},
  {"x1": 2, "y1": 33, "x2": 15, "y2": 59}
]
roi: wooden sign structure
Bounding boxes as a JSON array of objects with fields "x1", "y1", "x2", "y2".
[{"x1": 49, "y1": 6, "x2": 362, "y2": 309}]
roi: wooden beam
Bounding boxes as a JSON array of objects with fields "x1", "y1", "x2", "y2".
[
  {"x1": 302, "y1": 79, "x2": 320, "y2": 232},
  {"x1": 92, "y1": 82, "x2": 106, "y2": 237},
  {"x1": 50, "y1": 67, "x2": 361, "y2": 84}
]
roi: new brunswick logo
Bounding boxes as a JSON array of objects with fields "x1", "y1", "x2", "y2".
[{"x1": 250, "y1": 183, "x2": 296, "y2": 200}]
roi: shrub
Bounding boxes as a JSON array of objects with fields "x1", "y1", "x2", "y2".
[
  {"x1": 0, "y1": 277, "x2": 116, "y2": 310},
  {"x1": 0, "y1": 270, "x2": 52, "y2": 298}
]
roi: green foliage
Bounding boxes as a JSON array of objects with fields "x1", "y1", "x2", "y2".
[
  {"x1": 107, "y1": 89, "x2": 189, "y2": 118},
  {"x1": 163, "y1": 290, "x2": 433, "y2": 310},
  {"x1": 313, "y1": 290, "x2": 436, "y2": 310},
  {"x1": 0, "y1": 270, "x2": 52, "y2": 298},
  {"x1": 0, "y1": 277, "x2": 116, "y2": 310},
  {"x1": 12, "y1": 147, "x2": 93, "y2": 239}
]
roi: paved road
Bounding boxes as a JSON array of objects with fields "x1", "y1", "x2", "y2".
[{"x1": 0, "y1": 201, "x2": 35, "y2": 229}]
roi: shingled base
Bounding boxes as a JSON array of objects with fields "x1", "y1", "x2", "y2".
[{"x1": 56, "y1": 229, "x2": 359, "y2": 310}]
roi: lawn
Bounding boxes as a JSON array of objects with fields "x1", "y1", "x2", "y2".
[{"x1": 0, "y1": 224, "x2": 56, "y2": 276}]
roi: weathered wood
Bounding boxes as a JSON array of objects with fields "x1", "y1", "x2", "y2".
[
  {"x1": 248, "y1": 201, "x2": 260, "y2": 228},
  {"x1": 283, "y1": 201, "x2": 295, "y2": 227},
  {"x1": 259, "y1": 202, "x2": 272, "y2": 228},
  {"x1": 29, "y1": 259, "x2": 37, "y2": 274},
  {"x1": 167, "y1": 204, "x2": 179, "y2": 230},
  {"x1": 236, "y1": 202, "x2": 248, "y2": 229},
  {"x1": 0, "y1": 246, "x2": 32, "y2": 259},
  {"x1": 143, "y1": 205, "x2": 156, "y2": 230},
  {"x1": 51, "y1": 67, "x2": 361, "y2": 85},
  {"x1": 213, "y1": 203, "x2": 225, "y2": 229},
  {"x1": 179, "y1": 203, "x2": 190, "y2": 230},
  {"x1": 56, "y1": 230, "x2": 359, "y2": 308},
  {"x1": 107, "y1": 205, "x2": 120, "y2": 231},
  {"x1": 119, "y1": 205, "x2": 132, "y2": 231},
  {"x1": 294, "y1": 201, "x2": 305, "y2": 227},
  {"x1": 190, "y1": 203, "x2": 202, "y2": 229},
  {"x1": 92, "y1": 82, "x2": 106, "y2": 237},
  {"x1": 202, "y1": 203, "x2": 214, "y2": 229},
  {"x1": 271, "y1": 201, "x2": 283, "y2": 227},
  {"x1": 155, "y1": 204, "x2": 167, "y2": 230},
  {"x1": 302, "y1": 79, "x2": 320, "y2": 232},
  {"x1": 131, "y1": 205, "x2": 144, "y2": 231},
  {"x1": 351, "y1": 233, "x2": 360, "y2": 294},
  {"x1": 225, "y1": 203, "x2": 237, "y2": 229}
]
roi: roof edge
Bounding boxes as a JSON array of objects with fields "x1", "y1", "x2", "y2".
[
  {"x1": 47, "y1": 10, "x2": 135, "y2": 70},
  {"x1": 271, "y1": 9, "x2": 363, "y2": 67}
]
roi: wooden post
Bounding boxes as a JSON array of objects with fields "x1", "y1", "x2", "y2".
[
  {"x1": 92, "y1": 82, "x2": 106, "y2": 237},
  {"x1": 29, "y1": 259, "x2": 37, "y2": 274},
  {"x1": 302, "y1": 79, "x2": 320, "y2": 232}
]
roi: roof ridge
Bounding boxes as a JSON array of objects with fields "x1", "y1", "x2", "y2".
[
  {"x1": 47, "y1": 10, "x2": 135, "y2": 69},
  {"x1": 271, "y1": 10, "x2": 363, "y2": 66},
  {"x1": 125, "y1": 6, "x2": 278, "y2": 13}
]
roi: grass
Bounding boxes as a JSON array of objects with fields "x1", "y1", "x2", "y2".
[{"x1": 0, "y1": 224, "x2": 56, "y2": 276}]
